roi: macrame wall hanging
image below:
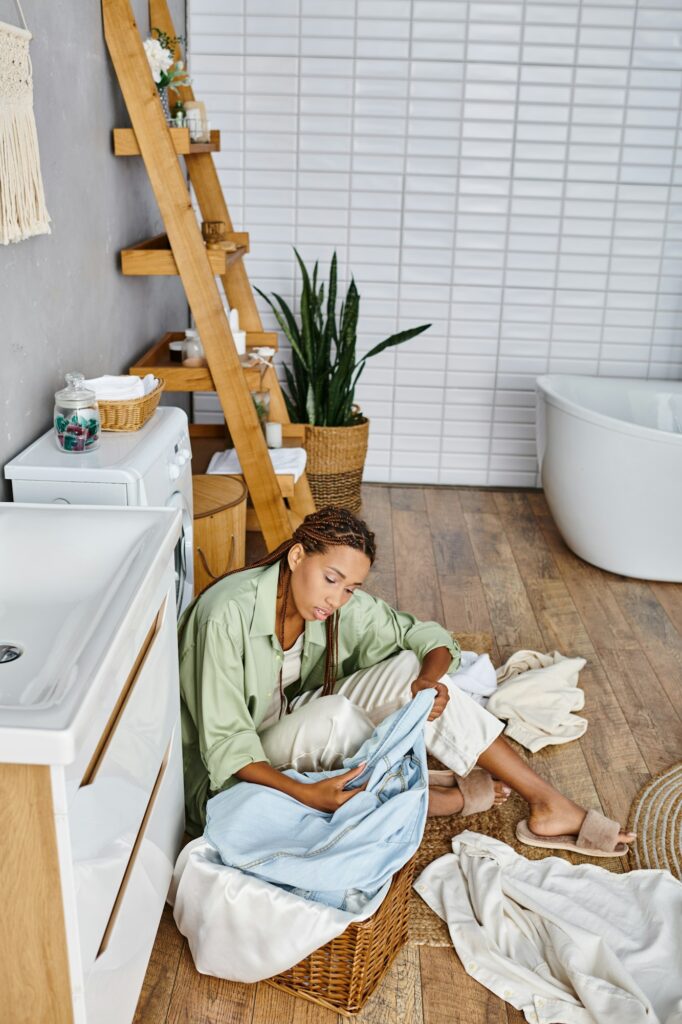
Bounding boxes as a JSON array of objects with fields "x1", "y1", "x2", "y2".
[{"x1": 0, "y1": 0, "x2": 50, "y2": 244}]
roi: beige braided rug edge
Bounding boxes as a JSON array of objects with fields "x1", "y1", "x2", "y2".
[{"x1": 626, "y1": 760, "x2": 682, "y2": 880}]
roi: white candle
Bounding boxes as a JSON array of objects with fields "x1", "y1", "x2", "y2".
[
  {"x1": 265, "y1": 421, "x2": 282, "y2": 448},
  {"x1": 228, "y1": 306, "x2": 247, "y2": 355},
  {"x1": 186, "y1": 107, "x2": 202, "y2": 141}
]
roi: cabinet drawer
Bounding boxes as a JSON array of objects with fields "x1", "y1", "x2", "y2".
[
  {"x1": 82, "y1": 731, "x2": 184, "y2": 1024},
  {"x1": 69, "y1": 597, "x2": 180, "y2": 967}
]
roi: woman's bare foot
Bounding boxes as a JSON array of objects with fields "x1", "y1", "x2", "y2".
[
  {"x1": 528, "y1": 795, "x2": 635, "y2": 847},
  {"x1": 476, "y1": 735, "x2": 636, "y2": 847},
  {"x1": 427, "y1": 780, "x2": 511, "y2": 818}
]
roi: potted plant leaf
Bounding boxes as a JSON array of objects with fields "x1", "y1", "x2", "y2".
[{"x1": 256, "y1": 250, "x2": 430, "y2": 512}]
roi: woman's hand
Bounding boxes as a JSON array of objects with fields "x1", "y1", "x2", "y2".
[
  {"x1": 410, "y1": 677, "x2": 450, "y2": 721},
  {"x1": 295, "y1": 763, "x2": 368, "y2": 812}
]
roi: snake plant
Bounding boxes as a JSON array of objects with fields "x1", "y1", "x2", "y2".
[{"x1": 255, "y1": 250, "x2": 431, "y2": 427}]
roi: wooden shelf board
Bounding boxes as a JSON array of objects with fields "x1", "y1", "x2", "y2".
[
  {"x1": 189, "y1": 421, "x2": 304, "y2": 446},
  {"x1": 186, "y1": 424, "x2": 295, "y2": 498},
  {"x1": 113, "y1": 127, "x2": 220, "y2": 156},
  {"x1": 121, "y1": 232, "x2": 248, "y2": 276},
  {"x1": 129, "y1": 332, "x2": 283, "y2": 391},
  {"x1": 244, "y1": 331, "x2": 279, "y2": 351}
]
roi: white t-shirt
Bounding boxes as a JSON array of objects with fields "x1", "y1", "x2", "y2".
[{"x1": 259, "y1": 633, "x2": 304, "y2": 730}]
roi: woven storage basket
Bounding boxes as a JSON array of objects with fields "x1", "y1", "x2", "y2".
[
  {"x1": 304, "y1": 417, "x2": 369, "y2": 513},
  {"x1": 265, "y1": 854, "x2": 416, "y2": 1017},
  {"x1": 99, "y1": 378, "x2": 165, "y2": 432}
]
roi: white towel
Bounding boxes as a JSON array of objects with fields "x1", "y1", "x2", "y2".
[
  {"x1": 449, "y1": 651, "x2": 498, "y2": 706},
  {"x1": 84, "y1": 374, "x2": 158, "y2": 401},
  {"x1": 169, "y1": 838, "x2": 390, "y2": 983},
  {"x1": 414, "y1": 831, "x2": 682, "y2": 1024},
  {"x1": 207, "y1": 447, "x2": 308, "y2": 483},
  {"x1": 486, "y1": 649, "x2": 588, "y2": 752}
]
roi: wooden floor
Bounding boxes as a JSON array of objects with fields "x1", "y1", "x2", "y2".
[{"x1": 135, "y1": 485, "x2": 682, "y2": 1024}]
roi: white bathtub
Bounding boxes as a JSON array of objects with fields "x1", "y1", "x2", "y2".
[{"x1": 536, "y1": 374, "x2": 682, "y2": 582}]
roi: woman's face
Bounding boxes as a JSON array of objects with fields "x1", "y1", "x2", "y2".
[{"x1": 287, "y1": 543, "x2": 372, "y2": 622}]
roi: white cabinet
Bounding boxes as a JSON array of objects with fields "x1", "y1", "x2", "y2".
[{"x1": 1, "y1": 562, "x2": 185, "y2": 1024}]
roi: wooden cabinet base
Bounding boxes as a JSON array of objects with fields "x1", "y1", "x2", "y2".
[{"x1": 0, "y1": 764, "x2": 73, "y2": 1024}]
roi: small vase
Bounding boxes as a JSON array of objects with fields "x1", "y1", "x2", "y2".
[
  {"x1": 157, "y1": 86, "x2": 171, "y2": 124},
  {"x1": 250, "y1": 390, "x2": 271, "y2": 435}
]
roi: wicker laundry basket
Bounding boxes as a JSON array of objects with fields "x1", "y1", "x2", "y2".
[
  {"x1": 304, "y1": 417, "x2": 369, "y2": 514},
  {"x1": 265, "y1": 854, "x2": 416, "y2": 1017},
  {"x1": 98, "y1": 378, "x2": 165, "y2": 431}
]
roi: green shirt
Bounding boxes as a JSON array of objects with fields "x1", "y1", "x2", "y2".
[{"x1": 178, "y1": 560, "x2": 460, "y2": 835}]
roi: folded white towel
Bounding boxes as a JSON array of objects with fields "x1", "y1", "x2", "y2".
[
  {"x1": 207, "y1": 447, "x2": 307, "y2": 482},
  {"x1": 84, "y1": 374, "x2": 159, "y2": 401}
]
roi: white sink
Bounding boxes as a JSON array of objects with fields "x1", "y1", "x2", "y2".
[{"x1": 0, "y1": 503, "x2": 181, "y2": 761}]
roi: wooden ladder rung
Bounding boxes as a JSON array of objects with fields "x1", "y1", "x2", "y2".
[
  {"x1": 187, "y1": 424, "x2": 304, "y2": 491},
  {"x1": 121, "y1": 232, "x2": 248, "y2": 276},
  {"x1": 113, "y1": 127, "x2": 221, "y2": 156},
  {"x1": 129, "y1": 332, "x2": 282, "y2": 391}
]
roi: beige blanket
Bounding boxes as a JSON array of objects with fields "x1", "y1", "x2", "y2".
[{"x1": 486, "y1": 650, "x2": 587, "y2": 752}]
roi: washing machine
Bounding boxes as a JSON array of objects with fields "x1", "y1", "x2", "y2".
[{"x1": 5, "y1": 406, "x2": 194, "y2": 615}]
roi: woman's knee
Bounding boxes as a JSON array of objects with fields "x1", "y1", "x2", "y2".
[
  {"x1": 274, "y1": 694, "x2": 373, "y2": 771},
  {"x1": 316, "y1": 693, "x2": 368, "y2": 726}
]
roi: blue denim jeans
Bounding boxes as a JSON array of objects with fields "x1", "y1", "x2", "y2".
[{"x1": 204, "y1": 688, "x2": 434, "y2": 911}]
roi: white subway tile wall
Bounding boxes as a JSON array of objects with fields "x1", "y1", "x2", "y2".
[{"x1": 189, "y1": 0, "x2": 682, "y2": 486}]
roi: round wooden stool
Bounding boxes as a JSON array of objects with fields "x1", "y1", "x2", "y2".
[{"x1": 192, "y1": 475, "x2": 247, "y2": 596}]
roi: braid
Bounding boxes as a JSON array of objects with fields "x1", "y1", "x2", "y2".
[{"x1": 201, "y1": 506, "x2": 376, "y2": 708}]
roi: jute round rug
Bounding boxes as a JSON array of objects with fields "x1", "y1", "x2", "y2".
[{"x1": 626, "y1": 761, "x2": 682, "y2": 880}]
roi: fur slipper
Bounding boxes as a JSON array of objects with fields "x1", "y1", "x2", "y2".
[
  {"x1": 516, "y1": 808, "x2": 629, "y2": 858},
  {"x1": 428, "y1": 767, "x2": 496, "y2": 815}
]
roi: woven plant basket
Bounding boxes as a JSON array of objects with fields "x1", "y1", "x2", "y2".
[
  {"x1": 99, "y1": 378, "x2": 165, "y2": 432},
  {"x1": 304, "y1": 416, "x2": 369, "y2": 514},
  {"x1": 265, "y1": 854, "x2": 416, "y2": 1017}
]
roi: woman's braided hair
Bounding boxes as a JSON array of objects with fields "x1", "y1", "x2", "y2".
[{"x1": 207, "y1": 506, "x2": 376, "y2": 714}]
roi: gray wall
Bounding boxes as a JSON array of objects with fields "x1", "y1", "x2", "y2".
[{"x1": 0, "y1": 0, "x2": 187, "y2": 500}]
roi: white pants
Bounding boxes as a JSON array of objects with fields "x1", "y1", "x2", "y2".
[{"x1": 259, "y1": 651, "x2": 503, "y2": 778}]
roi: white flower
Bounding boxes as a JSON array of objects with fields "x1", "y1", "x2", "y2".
[{"x1": 143, "y1": 37, "x2": 173, "y2": 83}]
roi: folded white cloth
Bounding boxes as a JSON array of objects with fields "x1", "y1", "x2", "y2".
[
  {"x1": 487, "y1": 649, "x2": 587, "y2": 752},
  {"x1": 496, "y1": 649, "x2": 558, "y2": 683},
  {"x1": 414, "y1": 831, "x2": 682, "y2": 1024},
  {"x1": 450, "y1": 651, "x2": 498, "y2": 706},
  {"x1": 207, "y1": 446, "x2": 307, "y2": 482},
  {"x1": 140, "y1": 373, "x2": 158, "y2": 395},
  {"x1": 169, "y1": 837, "x2": 390, "y2": 983},
  {"x1": 84, "y1": 374, "x2": 158, "y2": 401}
]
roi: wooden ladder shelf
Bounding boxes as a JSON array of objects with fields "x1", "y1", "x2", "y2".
[{"x1": 102, "y1": 0, "x2": 315, "y2": 549}]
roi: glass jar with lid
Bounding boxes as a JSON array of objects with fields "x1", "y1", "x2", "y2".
[
  {"x1": 183, "y1": 329, "x2": 205, "y2": 363},
  {"x1": 54, "y1": 372, "x2": 101, "y2": 453}
]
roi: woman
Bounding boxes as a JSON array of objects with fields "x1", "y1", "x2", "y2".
[{"x1": 179, "y1": 507, "x2": 634, "y2": 856}]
